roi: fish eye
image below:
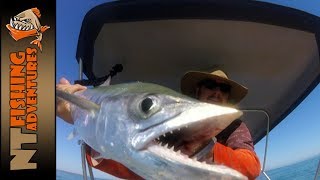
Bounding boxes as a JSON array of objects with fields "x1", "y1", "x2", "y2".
[
  {"x1": 141, "y1": 97, "x2": 154, "y2": 114},
  {"x1": 137, "y1": 95, "x2": 160, "y2": 119}
]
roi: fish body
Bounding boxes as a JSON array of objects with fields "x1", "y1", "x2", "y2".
[
  {"x1": 57, "y1": 82, "x2": 247, "y2": 180},
  {"x1": 6, "y1": 8, "x2": 50, "y2": 51}
]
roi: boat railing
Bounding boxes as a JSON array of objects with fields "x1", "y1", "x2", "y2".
[
  {"x1": 240, "y1": 109, "x2": 271, "y2": 180},
  {"x1": 79, "y1": 139, "x2": 95, "y2": 180}
]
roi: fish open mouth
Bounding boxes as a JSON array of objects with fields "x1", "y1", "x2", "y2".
[
  {"x1": 143, "y1": 119, "x2": 246, "y2": 178},
  {"x1": 147, "y1": 122, "x2": 216, "y2": 164},
  {"x1": 9, "y1": 17, "x2": 35, "y2": 31},
  {"x1": 6, "y1": 17, "x2": 37, "y2": 41},
  {"x1": 132, "y1": 104, "x2": 244, "y2": 176},
  {"x1": 152, "y1": 126, "x2": 213, "y2": 158}
]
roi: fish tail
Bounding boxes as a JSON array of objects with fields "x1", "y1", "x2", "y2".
[
  {"x1": 40, "y1": 25, "x2": 50, "y2": 33},
  {"x1": 30, "y1": 39, "x2": 42, "y2": 51}
]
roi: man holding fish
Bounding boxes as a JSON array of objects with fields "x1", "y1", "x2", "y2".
[{"x1": 56, "y1": 69, "x2": 261, "y2": 180}]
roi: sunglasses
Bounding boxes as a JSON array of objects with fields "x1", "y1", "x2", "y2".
[{"x1": 199, "y1": 79, "x2": 231, "y2": 93}]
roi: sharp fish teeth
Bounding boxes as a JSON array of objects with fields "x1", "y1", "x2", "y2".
[
  {"x1": 15, "y1": 24, "x2": 19, "y2": 29},
  {"x1": 10, "y1": 18, "x2": 14, "y2": 27}
]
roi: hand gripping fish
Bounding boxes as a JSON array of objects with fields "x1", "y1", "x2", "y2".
[
  {"x1": 56, "y1": 82, "x2": 248, "y2": 180},
  {"x1": 6, "y1": 7, "x2": 50, "y2": 51}
]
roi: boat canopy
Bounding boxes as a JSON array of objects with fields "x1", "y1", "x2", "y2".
[{"x1": 76, "y1": 0, "x2": 320, "y2": 144}]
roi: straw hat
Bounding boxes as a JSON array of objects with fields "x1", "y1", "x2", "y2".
[{"x1": 181, "y1": 70, "x2": 248, "y2": 104}]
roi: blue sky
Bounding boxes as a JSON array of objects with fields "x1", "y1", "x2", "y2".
[{"x1": 56, "y1": 0, "x2": 320, "y2": 179}]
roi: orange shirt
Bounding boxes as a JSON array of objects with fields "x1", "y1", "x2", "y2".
[
  {"x1": 213, "y1": 143, "x2": 261, "y2": 180},
  {"x1": 214, "y1": 119, "x2": 261, "y2": 179}
]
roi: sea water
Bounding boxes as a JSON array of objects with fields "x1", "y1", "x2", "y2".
[
  {"x1": 57, "y1": 155, "x2": 320, "y2": 180},
  {"x1": 56, "y1": 169, "x2": 115, "y2": 180},
  {"x1": 257, "y1": 155, "x2": 320, "y2": 180}
]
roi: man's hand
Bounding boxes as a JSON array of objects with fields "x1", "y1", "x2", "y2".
[{"x1": 56, "y1": 77, "x2": 87, "y2": 124}]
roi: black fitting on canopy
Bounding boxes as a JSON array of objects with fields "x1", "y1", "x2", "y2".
[{"x1": 74, "y1": 64, "x2": 123, "y2": 87}]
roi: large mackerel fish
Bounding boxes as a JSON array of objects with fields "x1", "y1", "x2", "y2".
[{"x1": 56, "y1": 81, "x2": 247, "y2": 180}]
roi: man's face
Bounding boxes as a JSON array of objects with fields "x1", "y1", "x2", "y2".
[{"x1": 197, "y1": 79, "x2": 230, "y2": 105}]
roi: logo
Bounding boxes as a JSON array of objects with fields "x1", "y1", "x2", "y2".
[{"x1": 6, "y1": 7, "x2": 50, "y2": 52}]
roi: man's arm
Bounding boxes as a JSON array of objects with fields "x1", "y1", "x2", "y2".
[{"x1": 214, "y1": 121, "x2": 261, "y2": 180}]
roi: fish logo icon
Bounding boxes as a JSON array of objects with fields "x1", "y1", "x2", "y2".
[{"x1": 6, "y1": 7, "x2": 50, "y2": 52}]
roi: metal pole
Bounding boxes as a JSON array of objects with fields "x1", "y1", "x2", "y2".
[
  {"x1": 79, "y1": 140, "x2": 88, "y2": 180},
  {"x1": 87, "y1": 159, "x2": 95, "y2": 180},
  {"x1": 79, "y1": 58, "x2": 83, "y2": 80},
  {"x1": 241, "y1": 109, "x2": 271, "y2": 178}
]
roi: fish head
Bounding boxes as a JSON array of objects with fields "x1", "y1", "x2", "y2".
[
  {"x1": 81, "y1": 84, "x2": 193, "y2": 156},
  {"x1": 6, "y1": 9, "x2": 40, "y2": 41}
]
